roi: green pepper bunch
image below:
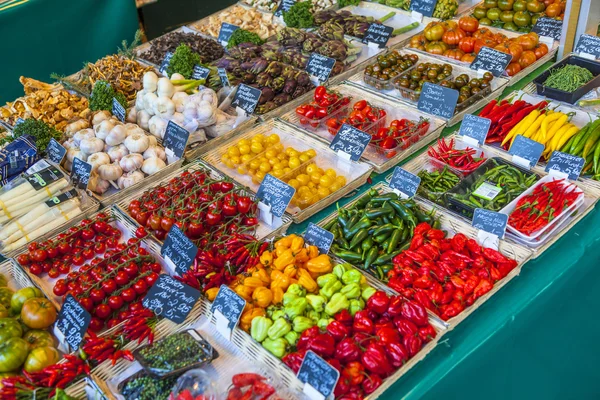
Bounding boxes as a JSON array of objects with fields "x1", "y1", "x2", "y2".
[{"x1": 417, "y1": 166, "x2": 460, "y2": 205}]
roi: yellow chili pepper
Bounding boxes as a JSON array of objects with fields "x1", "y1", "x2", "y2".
[
  {"x1": 539, "y1": 112, "x2": 563, "y2": 143},
  {"x1": 297, "y1": 268, "x2": 318, "y2": 293},
  {"x1": 504, "y1": 109, "x2": 539, "y2": 147},
  {"x1": 205, "y1": 287, "x2": 219, "y2": 301},
  {"x1": 546, "y1": 123, "x2": 573, "y2": 156},
  {"x1": 523, "y1": 113, "x2": 546, "y2": 140},
  {"x1": 252, "y1": 287, "x2": 273, "y2": 308},
  {"x1": 259, "y1": 251, "x2": 273, "y2": 267},
  {"x1": 306, "y1": 254, "x2": 332, "y2": 274}
]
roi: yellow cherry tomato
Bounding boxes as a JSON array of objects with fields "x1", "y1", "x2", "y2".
[
  {"x1": 336, "y1": 176, "x2": 347, "y2": 186},
  {"x1": 317, "y1": 187, "x2": 331, "y2": 199},
  {"x1": 230, "y1": 156, "x2": 241, "y2": 165},
  {"x1": 272, "y1": 170, "x2": 285, "y2": 178},
  {"x1": 249, "y1": 159, "x2": 260, "y2": 171},
  {"x1": 252, "y1": 134, "x2": 265, "y2": 143},
  {"x1": 228, "y1": 147, "x2": 241, "y2": 157},
  {"x1": 306, "y1": 163, "x2": 319, "y2": 174},
  {"x1": 319, "y1": 175, "x2": 334, "y2": 188},
  {"x1": 299, "y1": 154, "x2": 310, "y2": 163},
  {"x1": 237, "y1": 139, "x2": 250, "y2": 147},
  {"x1": 251, "y1": 142, "x2": 264, "y2": 154},
  {"x1": 259, "y1": 162, "x2": 272, "y2": 173},
  {"x1": 238, "y1": 144, "x2": 251, "y2": 155},
  {"x1": 296, "y1": 174, "x2": 310, "y2": 186},
  {"x1": 255, "y1": 171, "x2": 266, "y2": 181},
  {"x1": 310, "y1": 172, "x2": 322, "y2": 184},
  {"x1": 329, "y1": 183, "x2": 341, "y2": 192},
  {"x1": 325, "y1": 168, "x2": 337, "y2": 178},
  {"x1": 305, "y1": 149, "x2": 317, "y2": 158},
  {"x1": 265, "y1": 149, "x2": 278, "y2": 159},
  {"x1": 237, "y1": 165, "x2": 248, "y2": 175},
  {"x1": 288, "y1": 178, "x2": 300, "y2": 189},
  {"x1": 241, "y1": 154, "x2": 252, "y2": 163},
  {"x1": 267, "y1": 134, "x2": 280, "y2": 144},
  {"x1": 289, "y1": 157, "x2": 301, "y2": 169},
  {"x1": 221, "y1": 154, "x2": 230, "y2": 164}
]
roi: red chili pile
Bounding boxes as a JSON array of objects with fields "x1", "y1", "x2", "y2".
[
  {"x1": 387, "y1": 223, "x2": 518, "y2": 321},
  {"x1": 482, "y1": 98, "x2": 547, "y2": 147},
  {"x1": 283, "y1": 293, "x2": 436, "y2": 399},
  {"x1": 295, "y1": 86, "x2": 351, "y2": 128},
  {"x1": 427, "y1": 138, "x2": 486, "y2": 174},
  {"x1": 222, "y1": 373, "x2": 277, "y2": 400},
  {"x1": 325, "y1": 99, "x2": 387, "y2": 135},
  {"x1": 372, "y1": 117, "x2": 430, "y2": 157},
  {"x1": 508, "y1": 178, "x2": 581, "y2": 236}
]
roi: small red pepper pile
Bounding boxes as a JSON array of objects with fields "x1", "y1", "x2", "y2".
[
  {"x1": 283, "y1": 293, "x2": 436, "y2": 399},
  {"x1": 325, "y1": 99, "x2": 387, "y2": 135},
  {"x1": 222, "y1": 373, "x2": 277, "y2": 400},
  {"x1": 372, "y1": 117, "x2": 431, "y2": 157},
  {"x1": 80, "y1": 331, "x2": 134, "y2": 365},
  {"x1": 387, "y1": 223, "x2": 518, "y2": 321},
  {"x1": 427, "y1": 138, "x2": 486, "y2": 173},
  {"x1": 482, "y1": 98, "x2": 548, "y2": 146},
  {"x1": 295, "y1": 86, "x2": 351, "y2": 128},
  {"x1": 508, "y1": 178, "x2": 581, "y2": 236}
]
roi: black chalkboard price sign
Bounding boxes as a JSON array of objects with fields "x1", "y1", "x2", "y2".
[
  {"x1": 417, "y1": 82, "x2": 459, "y2": 120},
  {"x1": 509, "y1": 135, "x2": 544, "y2": 167},
  {"x1": 304, "y1": 222, "x2": 334, "y2": 254},
  {"x1": 410, "y1": 0, "x2": 437, "y2": 17},
  {"x1": 211, "y1": 285, "x2": 246, "y2": 339},
  {"x1": 47, "y1": 138, "x2": 67, "y2": 164},
  {"x1": 297, "y1": 350, "x2": 340, "y2": 400},
  {"x1": 159, "y1": 52, "x2": 173, "y2": 75},
  {"x1": 218, "y1": 23, "x2": 239, "y2": 45},
  {"x1": 545, "y1": 151, "x2": 585, "y2": 180},
  {"x1": 574, "y1": 34, "x2": 600, "y2": 58},
  {"x1": 470, "y1": 46, "x2": 512, "y2": 77},
  {"x1": 329, "y1": 123, "x2": 371, "y2": 161},
  {"x1": 306, "y1": 53, "x2": 336, "y2": 84},
  {"x1": 232, "y1": 84, "x2": 262, "y2": 115},
  {"x1": 256, "y1": 174, "x2": 295, "y2": 218},
  {"x1": 163, "y1": 120, "x2": 189, "y2": 160},
  {"x1": 274, "y1": 0, "x2": 295, "y2": 17},
  {"x1": 532, "y1": 17, "x2": 562, "y2": 40},
  {"x1": 142, "y1": 274, "x2": 200, "y2": 323},
  {"x1": 192, "y1": 65, "x2": 211, "y2": 81},
  {"x1": 161, "y1": 225, "x2": 198, "y2": 276},
  {"x1": 459, "y1": 114, "x2": 491, "y2": 145},
  {"x1": 218, "y1": 68, "x2": 230, "y2": 87},
  {"x1": 389, "y1": 166, "x2": 421, "y2": 199},
  {"x1": 70, "y1": 158, "x2": 92, "y2": 190},
  {"x1": 112, "y1": 98, "x2": 126, "y2": 122},
  {"x1": 363, "y1": 23, "x2": 394, "y2": 48},
  {"x1": 56, "y1": 294, "x2": 91, "y2": 350},
  {"x1": 472, "y1": 208, "x2": 508, "y2": 238}
]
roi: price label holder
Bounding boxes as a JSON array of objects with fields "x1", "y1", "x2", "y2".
[
  {"x1": 362, "y1": 23, "x2": 393, "y2": 49},
  {"x1": 161, "y1": 225, "x2": 198, "y2": 276},
  {"x1": 469, "y1": 46, "x2": 512, "y2": 77},
  {"x1": 218, "y1": 68, "x2": 230, "y2": 87},
  {"x1": 218, "y1": 23, "x2": 239, "y2": 46},
  {"x1": 163, "y1": 120, "x2": 189, "y2": 163},
  {"x1": 410, "y1": 0, "x2": 437, "y2": 17},
  {"x1": 211, "y1": 285, "x2": 246, "y2": 340},
  {"x1": 459, "y1": 114, "x2": 491, "y2": 146},
  {"x1": 142, "y1": 274, "x2": 200, "y2": 323},
  {"x1": 14, "y1": 117, "x2": 25, "y2": 127},
  {"x1": 274, "y1": 0, "x2": 295, "y2": 18},
  {"x1": 574, "y1": 34, "x2": 600, "y2": 60},
  {"x1": 545, "y1": 151, "x2": 584, "y2": 181},
  {"x1": 47, "y1": 138, "x2": 67, "y2": 164},
  {"x1": 232, "y1": 84, "x2": 261, "y2": 116},
  {"x1": 191, "y1": 65, "x2": 211, "y2": 81},
  {"x1": 472, "y1": 208, "x2": 507, "y2": 250},
  {"x1": 411, "y1": 10, "x2": 424, "y2": 22},
  {"x1": 306, "y1": 53, "x2": 336, "y2": 85},
  {"x1": 297, "y1": 351, "x2": 340, "y2": 400},
  {"x1": 159, "y1": 52, "x2": 174, "y2": 75},
  {"x1": 55, "y1": 294, "x2": 91, "y2": 352},
  {"x1": 112, "y1": 98, "x2": 126, "y2": 122},
  {"x1": 45, "y1": 189, "x2": 78, "y2": 209},
  {"x1": 532, "y1": 17, "x2": 562, "y2": 41},
  {"x1": 71, "y1": 158, "x2": 92, "y2": 190},
  {"x1": 256, "y1": 174, "x2": 295, "y2": 227},
  {"x1": 304, "y1": 222, "x2": 334, "y2": 254},
  {"x1": 417, "y1": 82, "x2": 459, "y2": 120},
  {"x1": 389, "y1": 166, "x2": 420, "y2": 199},
  {"x1": 329, "y1": 123, "x2": 371, "y2": 171},
  {"x1": 508, "y1": 135, "x2": 544, "y2": 169}
]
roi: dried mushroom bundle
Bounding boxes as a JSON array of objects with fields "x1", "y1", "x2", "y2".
[
  {"x1": 191, "y1": 5, "x2": 282, "y2": 39},
  {"x1": 139, "y1": 31, "x2": 224, "y2": 66}
]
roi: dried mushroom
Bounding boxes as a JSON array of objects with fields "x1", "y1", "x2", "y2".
[
  {"x1": 191, "y1": 5, "x2": 282, "y2": 40},
  {"x1": 138, "y1": 31, "x2": 224, "y2": 66}
]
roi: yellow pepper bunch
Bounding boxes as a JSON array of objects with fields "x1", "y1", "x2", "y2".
[{"x1": 230, "y1": 234, "x2": 333, "y2": 331}]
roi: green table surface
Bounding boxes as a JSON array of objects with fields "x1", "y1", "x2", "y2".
[
  {"x1": 0, "y1": 0, "x2": 138, "y2": 104},
  {"x1": 289, "y1": 61, "x2": 600, "y2": 399}
]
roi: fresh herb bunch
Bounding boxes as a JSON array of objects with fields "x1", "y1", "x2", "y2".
[
  {"x1": 89, "y1": 80, "x2": 128, "y2": 112},
  {"x1": 283, "y1": 1, "x2": 315, "y2": 28},
  {"x1": 338, "y1": 0, "x2": 361, "y2": 6},
  {"x1": 7, "y1": 118, "x2": 61, "y2": 153},
  {"x1": 167, "y1": 43, "x2": 201, "y2": 79},
  {"x1": 138, "y1": 332, "x2": 212, "y2": 373},
  {"x1": 227, "y1": 29, "x2": 265, "y2": 49}
]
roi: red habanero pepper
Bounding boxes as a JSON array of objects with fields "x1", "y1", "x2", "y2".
[
  {"x1": 335, "y1": 338, "x2": 361, "y2": 363},
  {"x1": 482, "y1": 247, "x2": 509, "y2": 264},
  {"x1": 386, "y1": 295, "x2": 404, "y2": 316},
  {"x1": 403, "y1": 334, "x2": 423, "y2": 357},
  {"x1": 335, "y1": 309, "x2": 353, "y2": 326},
  {"x1": 441, "y1": 300, "x2": 465, "y2": 320},
  {"x1": 366, "y1": 291, "x2": 390, "y2": 314},
  {"x1": 327, "y1": 320, "x2": 350, "y2": 341},
  {"x1": 409, "y1": 234, "x2": 425, "y2": 251},
  {"x1": 386, "y1": 342, "x2": 409, "y2": 367},
  {"x1": 342, "y1": 361, "x2": 365, "y2": 386},
  {"x1": 400, "y1": 299, "x2": 429, "y2": 326},
  {"x1": 473, "y1": 278, "x2": 493, "y2": 299},
  {"x1": 297, "y1": 326, "x2": 320, "y2": 351},
  {"x1": 353, "y1": 310, "x2": 375, "y2": 334},
  {"x1": 361, "y1": 343, "x2": 393, "y2": 375},
  {"x1": 450, "y1": 233, "x2": 467, "y2": 252},
  {"x1": 413, "y1": 222, "x2": 432, "y2": 236},
  {"x1": 394, "y1": 317, "x2": 418, "y2": 337},
  {"x1": 307, "y1": 333, "x2": 336, "y2": 357},
  {"x1": 375, "y1": 317, "x2": 395, "y2": 331},
  {"x1": 362, "y1": 373, "x2": 383, "y2": 395},
  {"x1": 282, "y1": 350, "x2": 306, "y2": 373},
  {"x1": 376, "y1": 326, "x2": 401, "y2": 345},
  {"x1": 466, "y1": 239, "x2": 482, "y2": 255},
  {"x1": 418, "y1": 325, "x2": 437, "y2": 343},
  {"x1": 463, "y1": 275, "x2": 480, "y2": 295}
]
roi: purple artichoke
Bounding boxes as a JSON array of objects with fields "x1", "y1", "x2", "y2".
[
  {"x1": 259, "y1": 87, "x2": 275, "y2": 104},
  {"x1": 273, "y1": 93, "x2": 292, "y2": 106},
  {"x1": 320, "y1": 40, "x2": 348, "y2": 61},
  {"x1": 282, "y1": 78, "x2": 297, "y2": 94},
  {"x1": 276, "y1": 28, "x2": 307, "y2": 47},
  {"x1": 318, "y1": 21, "x2": 345, "y2": 41}
]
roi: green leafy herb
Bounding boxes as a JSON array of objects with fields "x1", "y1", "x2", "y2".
[
  {"x1": 167, "y1": 44, "x2": 201, "y2": 79},
  {"x1": 226, "y1": 29, "x2": 265, "y2": 49},
  {"x1": 338, "y1": 0, "x2": 361, "y2": 7},
  {"x1": 89, "y1": 80, "x2": 128, "y2": 112},
  {"x1": 118, "y1": 29, "x2": 144, "y2": 59},
  {"x1": 9, "y1": 118, "x2": 62, "y2": 153},
  {"x1": 283, "y1": 1, "x2": 315, "y2": 29}
]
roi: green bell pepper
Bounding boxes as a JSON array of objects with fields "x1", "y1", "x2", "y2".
[
  {"x1": 250, "y1": 316, "x2": 272, "y2": 343},
  {"x1": 342, "y1": 269, "x2": 362, "y2": 285},
  {"x1": 282, "y1": 292, "x2": 298, "y2": 307},
  {"x1": 317, "y1": 273, "x2": 338, "y2": 288},
  {"x1": 317, "y1": 317, "x2": 334, "y2": 330},
  {"x1": 319, "y1": 279, "x2": 343, "y2": 299},
  {"x1": 284, "y1": 298, "x2": 308, "y2": 320},
  {"x1": 307, "y1": 310, "x2": 320, "y2": 323},
  {"x1": 325, "y1": 293, "x2": 350, "y2": 316},
  {"x1": 284, "y1": 331, "x2": 300, "y2": 347},
  {"x1": 332, "y1": 264, "x2": 347, "y2": 280},
  {"x1": 262, "y1": 337, "x2": 288, "y2": 358},
  {"x1": 361, "y1": 286, "x2": 376, "y2": 301},
  {"x1": 272, "y1": 308, "x2": 286, "y2": 320},
  {"x1": 267, "y1": 317, "x2": 291, "y2": 340},
  {"x1": 287, "y1": 283, "x2": 306, "y2": 297},
  {"x1": 292, "y1": 316, "x2": 314, "y2": 332},
  {"x1": 349, "y1": 298, "x2": 365, "y2": 316},
  {"x1": 340, "y1": 283, "x2": 361, "y2": 299},
  {"x1": 306, "y1": 294, "x2": 327, "y2": 312}
]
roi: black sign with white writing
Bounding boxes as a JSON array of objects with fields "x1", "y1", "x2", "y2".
[
  {"x1": 509, "y1": 135, "x2": 544, "y2": 167},
  {"x1": 546, "y1": 151, "x2": 585, "y2": 180},
  {"x1": 218, "y1": 23, "x2": 239, "y2": 44},
  {"x1": 472, "y1": 208, "x2": 507, "y2": 238},
  {"x1": 410, "y1": 0, "x2": 437, "y2": 17},
  {"x1": 218, "y1": 68, "x2": 230, "y2": 87},
  {"x1": 275, "y1": 0, "x2": 295, "y2": 17},
  {"x1": 304, "y1": 222, "x2": 334, "y2": 254},
  {"x1": 232, "y1": 84, "x2": 261, "y2": 115},
  {"x1": 47, "y1": 138, "x2": 67, "y2": 164},
  {"x1": 256, "y1": 174, "x2": 295, "y2": 218},
  {"x1": 298, "y1": 351, "x2": 340, "y2": 399},
  {"x1": 163, "y1": 120, "x2": 189, "y2": 159},
  {"x1": 470, "y1": 46, "x2": 512, "y2": 77},
  {"x1": 71, "y1": 158, "x2": 92, "y2": 190},
  {"x1": 417, "y1": 82, "x2": 459, "y2": 120},
  {"x1": 44, "y1": 189, "x2": 78, "y2": 209},
  {"x1": 459, "y1": 114, "x2": 491, "y2": 145},
  {"x1": 330, "y1": 123, "x2": 371, "y2": 161},
  {"x1": 159, "y1": 52, "x2": 173, "y2": 75},
  {"x1": 532, "y1": 17, "x2": 562, "y2": 41},
  {"x1": 162, "y1": 225, "x2": 198, "y2": 275},
  {"x1": 306, "y1": 53, "x2": 336, "y2": 84},
  {"x1": 143, "y1": 275, "x2": 200, "y2": 323},
  {"x1": 112, "y1": 98, "x2": 126, "y2": 122},
  {"x1": 211, "y1": 285, "x2": 246, "y2": 332},
  {"x1": 56, "y1": 294, "x2": 91, "y2": 350},
  {"x1": 192, "y1": 65, "x2": 210, "y2": 81},
  {"x1": 390, "y1": 167, "x2": 420, "y2": 199},
  {"x1": 575, "y1": 34, "x2": 600, "y2": 58},
  {"x1": 363, "y1": 23, "x2": 394, "y2": 48},
  {"x1": 14, "y1": 118, "x2": 24, "y2": 127}
]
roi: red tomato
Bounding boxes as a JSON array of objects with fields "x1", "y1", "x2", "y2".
[
  {"x1": 90, "y1": 288, "x2": 105, "y2": 304},
  {"x1": 121, "y1": 288, "x2": 136, "y2": 302},
  {"x1": 107, "y1": 295, "x2": 124, "y2": 310},
  {"x1": 102, "y1": 279, "x2": 117, "y2": 295},
  {"x1": 133, "y1": 280, "x2": 148, "y2": 295},
  {"x1": 94, "y1": 304, "x2": 112, "y2": 320},
  {"x1": 78, "y1": 297, "x2": 94, "y2": 312}
]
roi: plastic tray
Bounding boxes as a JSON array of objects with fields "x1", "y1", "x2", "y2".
[
  {"x1": 416, "y1": 162, "x2": 462, "y2": 207},
  {"x1": 363, "y1": 50, "x2": 420, "y2": 91},
  {"x1": 294, "y1": 96, "x2": 352, "y2": 133},
  {"x1": 534, "y1": 54, "x2": 600, "y2": 104},
  {"x1": 428, "y1": 136, "x2": 492, "y2": 177}
]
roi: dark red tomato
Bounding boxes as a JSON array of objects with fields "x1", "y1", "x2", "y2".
[
  {"x1": 94, "y1": 242, "x2": 106, "y2": 254},
  {"x1": 29, "y1": 264, "x2": 43, "y2": 276},
  {"x1": 148, "y1": 213, "x2": 162, "y2": 230},
  {"x1": 16, "y1": 254, "x2": 31, "y2": 265},
  {"x1": 154, "y1": 229, "x2": 167, "y2": 241},
  {"x1": 121, "y1": 288, "x2": 136, "y2": 302},
  {"x1": 46, "y1": 247, "x2": 59, "y2": 259},
  {"x1": 380, "y1": 137, "x2": 397, "y2": 150},
  {"x1": 94, "y1": 304, "x2": 112, "y2": 320},
  {"x1": 92, "y1": 220, "x2": 108, "y2": 234},
  {"x1": 53, "y1": 281, "x2": 67, "y2": 296},
  {"x1": 106, "y1": 263, "x2": 118, "y2": 272},
  {"x1": 115, "y1": 271, "x2": 129, "y2": 286},
  {"x1": 107, "y1": 295, "x2": 124, "y2": 310},
  {"x1": 71, "y1": 253, "x2": 84, "y2": 266},
  {"x1": 124, "y1": 263, "x2": 139, "y2": 278},
  {"x1": 236, "y1": 196, "x2": 253, "y2": 214},
  {"x1": 136, "y1": 211, "x2": 150, "y2": 226},
  {"x1": 105, "y1": 238, "x2": 118, "y2": 249},
  {"x1": 149, "y1": 263, "x2": 161, "y2": 273},
  {"x1": 41, "y1": 261, "x2": 52, "y2": 273},
  {"x1": 78, "y1": 297, "x2": 94, "y2": 312},
  {"x1": 222, "y1": 201, "x2": 237, "y2": 217},
  {"x1": 353, "y1": 100, "x2": 367, "y2": 110},
  {"x1": 206, "y1": 210, "x2": 223, "y2": 226},
  {"x1": 96, "y1": 235, "x2": 107, "y2": 243},
  {"x1": 88, "y1": 317, "x2": 104, "y2": 332},
  {"x1": 28, "y1": 242, "x2": 39, "y2": 252},
  {"x1": 58, "y1": 263, "x2": 70, "y2": 275},
  {"x1": 80, "y1": 229, "x2": 95, "y2": 241},
  {"x1": 128, "y1": 302, "x2": 144, "y2": 312},
  {"x1": 102, "y1": 279, "x2": 117, "y2": 294},
  {"x1": 135, "y1": 227, "x2": 148, "y2": 239},
  {"x1": 82, "y1": 248, "x2": 95, "y2": 260},
  {"x1": 145, "y1": 272, "x2": 159, "y2": 287},
  {"x1": 220, "y1": 182, "x2": 234, "y2": 193},
  {"x1": 57, "y1": 242, "x2": 72, "y2": 255},
  {"x1": 48, "y1": 268, "x2": 59, "y2": 279},
  {"x1": 90, "y1": 288, "x2": 105, "y2": 304},
  {"x1": 187, "y1": 222, "x2": 204, "y2": 239},
  {"x1": 160, "y1": 217, "x2": 175, "y2": 233},
  {"x1": 243, "y1": 217, "x2": 259, "y2": 226},
  {"x1": 107, "y1": 318, "x2": 121, "y2": 329},
  {"x1": 31, "y1": 249, "x2": 48, "y2": 262},
  {"x1": 133, "y1": 280, "x2": 147, "y2": 295}
]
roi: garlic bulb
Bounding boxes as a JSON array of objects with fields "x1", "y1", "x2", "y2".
[
  {"x1": 98, "y1": 162, "x2": 123, "y2": 181},
  {"x1": 119, "y1": 153, "x2": 144, "y2": 172},
  {"x1": 135, "y1": 90, "x2": 147, "y2": 111},
  {"x1": 147, "y1": 135, "x2": 158, "y2": 147},
  {"x1": 124, "y1": 133, "x2": 150, "y2": 154},
  {"x1": 66, "y1": 147, "x2": 84, "y2": 163},
  {"x1": 126, "y1": 125, "x2": 146, "y2": 138},
  {"x1": 137, "y1": 110, "x2": 150, "y2": 131},
  {"x1": 149, "y1": 116, "x2": 167, "y2": 139},
  {"x1": 143, "y1": 145, "x2": 166, "y2": 161},
  {"x1": 107, "y1": 144, "x2": 129, "y2": 162},
  {"x1": 88, "y1": 152, "x2": 110, "y2": 172},
  {"x1": 105, "y1": 125, "x2": 127, "y2": 146},
  {"x1": 172, "y1": 112, "x2": 185, "y2": 125},
  {"x1": 63, "y1": 138, "x2": 75, "y2": 149},
  {"x1": 92, "y1": 110, "x2": 112, "y2": 126},
  {"x1": 65, "y1": 119, "x2": 90, "y2": 135},
  {"x1": 88, "y1": 174, "x2": 110, "y2": 194},
  {"x1": 143, "y1": 71, "x2": 158, "y2": 92},
  {"x1": 117, "y1": 170, "x2": 145, "y2": 189},
  {"x1": 126, "y1": 107, "x2": 137, "y2": 123},
  {"x1": 170, "y1": 73, "x2": 185, "y2": 81},
  {"x1": 183, "y1": 102, "x2": 198, "y2": 121},
  {"x1": 155, "y1": 96, "x2": 175, "y2": 118},
  {"x1": 80, "y1": 137, "x2": 104, "y2": 154},
  {"x1": 73, "y1": 129, "x2": 95, "y2": 146},
  {"x1": 172, "y1": 92, "x2": 189, "y2": 113},
  {"x1": 94, "y1": 119, "x2": 117, "y2": 140},
  {"x1": 157, "y1": 77, "x2": 175, "y2": 98},
  {"x1": 143, "y1": 92, "x2": 158, "y2": 116},
  {"x1": 142, "y1": 157, "x2": 166, "y2": 175}
]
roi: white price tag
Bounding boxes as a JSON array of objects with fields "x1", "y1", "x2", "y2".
[{"x1": 215, "y1": 309, "x2": 232, "y2": 340}]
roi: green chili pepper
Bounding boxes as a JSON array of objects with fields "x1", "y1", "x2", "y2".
[
  {"x1": 349, "y1": 228, "x2": 369, "y2": 249},
  {"x1": 364, "y1": 246, "x2": 379, "y2": 270}
]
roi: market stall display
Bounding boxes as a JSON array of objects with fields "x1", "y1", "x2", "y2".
[{"x1": 189, "y1": 5, "x2": 283, "y2": 40}]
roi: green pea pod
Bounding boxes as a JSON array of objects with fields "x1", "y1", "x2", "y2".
[
  {"x1": 320, "y1": 279, "x2": 343, "y2": 299},
  {"x1": 341, "y1": 269, "x2": 362, "y2": 285},
  {"x1": 262, "y1": 337, "x2": 288, "y2": 358},
  {"x1": 361, "y1": 286, "x2": 376, "y2": 301},
  {"x1": 284, "y1": 330, "x2": 300, "y2": 346},
  {"x1": 349, "y1": 228, "x2": 370, "y2": 249},
  {"x1": 386, "y1": 228, "x2": 403, "y2": 254},
  {"x1": 305, "y1": 294, "x2": 327, "y2": 312},
  {"x1": 364, "y1": 246, "x2": 379, "y2": 270},
  {"x1": 292, "y1": 316, "x2": 314, "y2": 333},
  {"x1": 267, "y1": 318, "x2": 291, "y2": 340},
  {"x1": 325, "y1": 292, "x2": 350, "y2": 316},
  {"x1": 284, "y1": 298, "x2": 308, "y2": 320},
  {"x1": 317, "y1": 273, "x2": 338, "y2": 288},
  {"x1": 250, "y1": 316, "x2": 273, "y2": 343},
  {"x1": 340, "y1": 283, "x2": 361, "y2": 299}
]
